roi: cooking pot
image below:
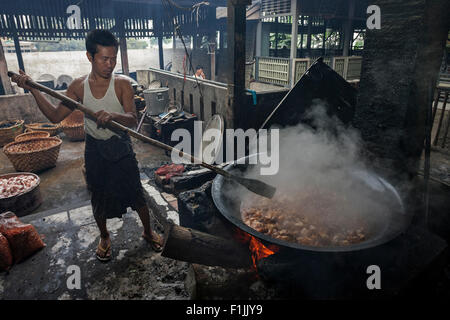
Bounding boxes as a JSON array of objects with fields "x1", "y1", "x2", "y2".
[{"x1": 212, "y1": 154, "x2": 411, "y2": 253}]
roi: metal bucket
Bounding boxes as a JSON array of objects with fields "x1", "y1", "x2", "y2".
[{"x1": 143, "y1": 88, "x2": 169, "y2": 115}]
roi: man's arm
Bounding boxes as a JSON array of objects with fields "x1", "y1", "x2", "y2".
[
  {"x1": 30, "y1": 86, "x2": 76, "y2": 123},
  {"x1": 11, "y1": 70, "x2": 76, "y2": 123},
  {"x1": 95, "y1": 78, "x2": 137, "y2": 129}
]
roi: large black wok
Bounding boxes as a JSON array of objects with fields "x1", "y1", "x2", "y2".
[
  {"x1": 212, "y1": 58, "x2": 410, "y2": 253},
  {"x1": 212, "y1": 154, "x2": 411, "y2": 253}
]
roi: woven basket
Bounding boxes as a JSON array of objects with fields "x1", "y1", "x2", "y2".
[
  {"x1": 15, "y1": 131, "x2": 50, "y2": 142},
  {"x1": 25, "y1": 123, "x2": 61, "y2": 136},
  {"x1": 61, "y1": 110, "x2": 85, "y2": 141},
  {"x1": 0, "y1": 120, "x2": 24, "y2": 147},
  {"x1": 3, "y1": 137, "x2": 62, "y2": 173}
]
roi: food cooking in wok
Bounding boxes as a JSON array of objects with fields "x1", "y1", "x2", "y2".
[{"x1": 241, "y1": 189, "x2": 370, "y2": 247}]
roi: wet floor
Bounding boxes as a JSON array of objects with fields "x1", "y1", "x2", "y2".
[
  {"x1": 0, "y1": 132, "x2": 192, "y2": 300},
  {"x1": 0, "y1": 132, "x2": 169, "y2": 213}
]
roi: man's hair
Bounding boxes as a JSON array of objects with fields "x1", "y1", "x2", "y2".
[
  {"x1": 85, "y1": 29, "x2": 119, "y2": 58},
  {"x1": 195, "y1": 65, "x2": 203, "y2": 71}
]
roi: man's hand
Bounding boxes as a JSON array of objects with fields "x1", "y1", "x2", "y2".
[
  {"x1": 95, "y1": 110, "x2": 114, "y2": 129},
  {"x1": 10, "y1": 70, "x2": 34, "y2": 91}
]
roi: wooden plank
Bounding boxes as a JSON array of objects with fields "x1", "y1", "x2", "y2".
[
  {"x1": 0, "y1": 39, "x2": 14, "y2": 94},
  {"x1": 161, "y1": 224, "x2": 252, "y2": 268}
]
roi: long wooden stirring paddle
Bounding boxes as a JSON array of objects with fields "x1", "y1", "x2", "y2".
[{"x1": 8, "y1": 71, "x2": 276, "y2": 199}]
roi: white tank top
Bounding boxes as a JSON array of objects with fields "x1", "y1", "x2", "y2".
[{"x1": 83, "y1": 74, "x2": 124, "y2": 140}]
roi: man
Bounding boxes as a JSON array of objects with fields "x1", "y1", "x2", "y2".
[
  {"x1": 193, "y1": 65, "x2": 206, "y2": 79},
  {"x1": 11, "y1": 29, "x2": 163, "y2": 262}
]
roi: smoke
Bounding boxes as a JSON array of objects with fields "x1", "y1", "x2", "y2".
[
  {"x1": 234, "y1": 99, "x2": 403, "y2": 239},
  {"x1": 270, "y1": 100, "x2": 364, "y2": 192}
]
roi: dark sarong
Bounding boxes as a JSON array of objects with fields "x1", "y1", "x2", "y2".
[{"x1": 84, "y1": 133, "x2": 146, "y2": 219}]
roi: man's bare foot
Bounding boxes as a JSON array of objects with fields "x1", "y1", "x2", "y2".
[
  {"x1": 142, "y1": 231, "x2": 163, "y2": 252},
  {"x1": 96, "y1": 235, "x2": 112, "y2": 262}
]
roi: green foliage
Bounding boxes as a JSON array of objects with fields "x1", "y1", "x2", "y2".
[
  {"x1": 126, "y1": 39, "x2": 149, "y2": 49},
  {"x1": 269, "y1": 33, "x2": 291, "y2": 49},
  {"x1": 34, "y1": 38, "x2": 148, "y2": 52},
  {"x1": 34, "y1": 39, "x2": 85, "y2": 51},
  {"x1": 149, "y1": 37, "x2": 173, "y2": 47},
  {"x1": 269, "y1": 31, "x2": 342, "y2": 50}
]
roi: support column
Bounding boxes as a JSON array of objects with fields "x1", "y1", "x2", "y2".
[
  {"x1": 209, "y1": 37, "x2": 217, "y2": 81},
  {"x1": 173, "y1": 28, "x2": 177, "y2": 50},
  {"x1": 226, "y1": 0, "x2": 251, "y2": 129},
  {"x1": 158, "y1": 35, "x2": 164, "y2": 70},
  {"x1": 342, "y1": 0, "x2": 355, "y2": 57},
  {"x1": 119, "y1": 37, "x2": 129, "y2": 76},
  {"x1": 193, "y1": 33, "x2": 200, "y2": 49},
  {"x1": 290, "y1": 0, "x2": 299, "y2": 86},
  {"x1": 118, "y1": 18, "x2": 129, "y2": 76},
  {"x1": 255, "y1": 20, "x2": 262, "y2": 57},
  {"x1": 259, "y1": 22, "x2": 270, "y2": 57},
  {"x1": 275, "y1": 17, "x2": 279, "y2": 57},
  {"x1": 306, "y1": 16, "x2": 312, "y2": 56},
  {"x1": 219, "y1": 30, "x2": 225, "y2": 49},
  {"x1": 353, "y1": 0, "x2": 450, "y2": 181},
  {"x1": 300, "y1": 15, "x2": 304, "y2": 56},
  {"x1": 13, "y1": 35, "x2": 25, "y2": 73},
  {"x1": 156, "y1": 14, "x2": 164, "y2": 70},
  {"x1": 208, "y1": 7, "x2": 217, "y2": 81}
]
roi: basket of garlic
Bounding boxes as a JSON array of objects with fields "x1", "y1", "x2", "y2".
[{"x1": 2, "y1": 137, "x2": 62, "y2": 172}]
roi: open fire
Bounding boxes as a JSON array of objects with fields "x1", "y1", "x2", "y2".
[{"x1": 234, "y1": 227, "x2": 279, "y2": 272}]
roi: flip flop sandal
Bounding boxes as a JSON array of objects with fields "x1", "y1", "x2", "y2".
[
  {"x1": 96, "y1": 238, "x2": 112, "y2": 262},
  {"x1": 142, "y1": 232, "x2": 163, "y2": 253}
]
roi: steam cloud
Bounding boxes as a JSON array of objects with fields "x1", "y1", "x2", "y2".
[{"x1": 234, "y1": 99, "x2": 404, "y2": 240}]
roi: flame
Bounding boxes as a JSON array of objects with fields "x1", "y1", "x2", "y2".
[{"x1": 234, "y1": 228, "x2": 279, "y2": 271}]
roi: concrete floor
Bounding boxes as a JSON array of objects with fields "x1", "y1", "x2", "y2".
[
  {"x1": 0, "y1": 132, "x2": 191, "y2": 300},
  {"x1": 0, "y1": 131, "x2": 171, "y2": 214}
]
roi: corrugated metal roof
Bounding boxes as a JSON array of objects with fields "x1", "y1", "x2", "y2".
[{"x1": 0, "y1": 0, "x2": 220, "y2": 40}]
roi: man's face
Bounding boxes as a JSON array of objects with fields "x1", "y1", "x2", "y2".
[
  {"x1": 87, "y1": 45, "x2": 117, "y2": 79},
  {"x1": 196, "y1": 68, "x2": 203, "y2": 76}
]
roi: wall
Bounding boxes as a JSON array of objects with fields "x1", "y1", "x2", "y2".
[
  {"x1": 137, "y1": 68, "x2": 230, "y2": 126},
  {"x1": 0, "y1": 92, "x2": 61, "y2": 123},
  {"x1": 169, "y1": 48, "x2": 212, "y2": 80},
  {"x1": 169, "y1": 48, "x2": 231, "y2": 85},
  {"x1": 137, "y1": 68, "x2": 288, "y2": 130},
  {"x1": 353, "y1": 0, "x2": 450, "y2": 180}
]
